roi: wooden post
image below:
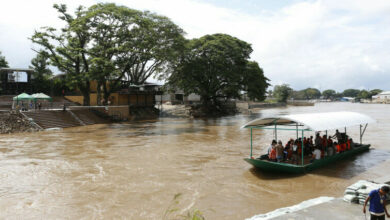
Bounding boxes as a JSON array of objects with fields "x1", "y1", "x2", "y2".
[
  {"x1": 250, "y1": 128, "x2": 253, "y2": 158},
  {"x1": 274, "y1": 123, "x2": 277, "y2": 141},
  {"x1": 301, "y1": 130, "x2": 304, "y2": 165}
]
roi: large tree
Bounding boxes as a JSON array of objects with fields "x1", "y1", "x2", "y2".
[
  {"x1": 168, "y1": 34, "x2": 268, "y2": 112},
  {"x1": 29, "y1": 51, "x2": 53, "y2": 94},
  {"x1": 369, "y1": 89, "x2": 382, "y2": 98},
  {"x1": 83, "y1": 3, "x2": 185, "y2": 104},
  {"x1": 242, "y1": 61, "x2": 269, "y2": 101},
  {"x1": 273, "y1": 84, "x2": 292, "y2": 103},
  {"x1": 342, "y1": 89, "x2": 360, "y2": 97},
  {"x1": 32, "y1": 3, "x2": 185, "y2": 106},
  {"x1": 0, "y1": 51, "x2": 9, "y2": 68},
  {"x1": 31, "y1": 4, "x2": 94, "y2": 105},
  {"x1": 357, "y1": 90, "x2": 371, "y2": 100},
  {"x1": 322, "y1": 89, "x2": 336, "y2": 99}
]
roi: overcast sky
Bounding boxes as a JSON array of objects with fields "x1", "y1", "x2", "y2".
[{"x1": 1, "y1": 0, "x2": 390, "y2": 91}]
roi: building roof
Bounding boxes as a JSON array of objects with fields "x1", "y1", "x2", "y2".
[
  {"x1": 242, "y1": 111, "x2": 375, "y2": 132},
  {"x1": 0, "y1": 68, "x2": 34, "y2": 73},
  {"x1": 377, "y1": 91, "x2": 390, "y2": 95}
]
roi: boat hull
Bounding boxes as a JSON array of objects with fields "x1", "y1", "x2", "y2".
[{"x1": 244, "y1": 144, "x2": 370, "y2": 174}]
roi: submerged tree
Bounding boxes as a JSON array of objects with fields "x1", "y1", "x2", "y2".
[{"x1": 168, "y1": 34, "x2": 269, "y2": 113}]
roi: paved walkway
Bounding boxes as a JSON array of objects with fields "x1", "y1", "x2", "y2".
[{"x1": 271, "y1": 198, "x2": 370, "y2": 220}]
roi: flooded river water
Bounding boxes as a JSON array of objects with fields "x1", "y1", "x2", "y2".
[{"x1": 0, "y1": 102, "x2": 389, "y2": 219}]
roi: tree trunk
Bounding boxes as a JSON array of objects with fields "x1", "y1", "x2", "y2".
[
  {"x1": 81, "y1": 81, "x2": 90, "y2": 106},
  {"x1": 96, "y1": 81, "x2": 102, "y2": 106},
  {"x1": 103, "y1": 82, "x2": 110, "y2": 106}
]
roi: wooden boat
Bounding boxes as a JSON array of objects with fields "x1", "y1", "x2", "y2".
[{"x1": 242, "y1": 111, "x2": 375, "y2": 174}]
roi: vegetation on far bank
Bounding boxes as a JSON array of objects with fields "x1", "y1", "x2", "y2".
[{"x1": 271, "y1": 84, "x2": 382, "y2": 103}]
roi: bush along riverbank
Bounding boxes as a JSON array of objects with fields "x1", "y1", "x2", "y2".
[{"x1": 0, "y1": 112, "x2": 40, "y2": 134}]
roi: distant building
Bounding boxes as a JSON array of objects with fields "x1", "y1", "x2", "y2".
[
  {"x1": 372, "y1": 91, "x2": 390, "y2": 103},
  {"x1": 155, "y1": 88, "x2": 201, "y2": 105},
  {"x1": 0, "y1": 68, "x2": 34, "y2": 95},
  {"x1": 340, "y1": 97, "x2": 355, "y2": 102},
  {"x1": 65, "y1": 80, "x2": 163, "y2": 107}
]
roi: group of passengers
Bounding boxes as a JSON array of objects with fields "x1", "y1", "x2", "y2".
[{"x1": 267, "y1": 129, "x2": 355, "y2": 164}]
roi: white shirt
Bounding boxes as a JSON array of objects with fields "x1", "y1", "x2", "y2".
[{"x1": 313, "y1": 149, "x2": 321, "y2": 160}]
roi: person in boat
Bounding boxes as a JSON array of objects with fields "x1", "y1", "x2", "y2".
[
  {"x1": 291, "y1": 140, "x2": 299, "y2": 164},
  {"x1": 284, "y1": 139, "x2": 292, "y2": 160},
  {"x1": 315, "y1": 133, "x2": 322, "y2": 148},
  {"x1": 348, "y1": 138, "x2": 355, "y2": 149},
  {"x1": 310, "y1": 146, "x2": 322, "y2": 163},
  {"x1": 326, "y1": 136, "x2": 335, "y2": 156},
  {"x1": 340, "y1": 142, "x2": 347, "y2": 153},
  {"x1": 309, "y1": 136, "x2": 314, "y2": 146},
  {"x1": 321, "y1": 135, "x2": 328, "y2": 158},
  {"x1": 275, "y1": 140, "x2": 284, "y2": 162},
  {"x1": 332, "y1": 129, "x2": 342, "y2": 143},
  {"x1": 267, "y1": 140, "x2": 277, "y2": 155},
  {"x1": 268, "y1": 144, "x2": 277, "y2": 162},
  {"x1": 363, "y1": 185, "x2": 390, "y2": 220},
  {"x1": 335, "y1": 141, "x2": 341, "y2": 154},
  {"x1": 303, "y1": 137, "x2": 311, "y2": 156},
  {"x1": 326, "y1": 140, "x2": 334, "y2": 156}
]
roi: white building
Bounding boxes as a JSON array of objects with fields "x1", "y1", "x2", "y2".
[{"x1": 372, "y1": 91, "x2": 390, "y2": 103}]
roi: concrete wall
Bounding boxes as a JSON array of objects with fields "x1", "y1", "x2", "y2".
[
  {"x1": 107, "y1": 106, "x2": 129, "y2": 118},
  {"x1": 66, "y1": 93, "x2": 155, "y2": 106},
  {"x1": 69, "y1": 105, "x2": 130, "y2": 119}
]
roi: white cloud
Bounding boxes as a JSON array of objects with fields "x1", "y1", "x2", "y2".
[{"x1": 1, "y1": 0, "x2": 390, "y2": 91}]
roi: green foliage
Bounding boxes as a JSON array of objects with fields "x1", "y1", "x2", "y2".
[
  {"x1": 168, "y1": 33, "x2": 269, "y2": 112},
  {"x1": 290, "y1": 88, "x2": 321, "y2": 100},
  {"x1": 83, "y1": 3, "x2": 185, "y2": 104},
  {"x1": 303, "y1": 88, "x2": 321, "y2": 99},
  {"x1": 29, "y1": 51, "x2": 53, "y2": 94},
  {"x1": 273, "y1": 84, "x2": 292, "y2": 103},
  {"x1": 322, "y1": 89, "x2": 336, "y2": 99},
  {"x1": 242, "y1": 61, "x2": 270, "y2": 101},
  {"x1": 31, "y1": 3, "x2": 185, "y2": 105},
  {"x1": 0, "y1": 51, "x2": 9, "y2": 68},
  {"x1": 342, "y1": 89, "x2": 360, "y2": 97},
  {"x1": 369, "y1": 89, "x2": 382, "y2": 97},
  {"x1": 31, "y1": 4, "x2": 92, "y2": 105},
  {"x1": 357, "y1": 90, "x2": 371, "y2": 99}
]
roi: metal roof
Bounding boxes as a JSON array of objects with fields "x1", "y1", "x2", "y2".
[
  {"x1": 242, "y1": 111, "x2": 375, "y2": 131},
  {"x1": 0, "y1": 68, "x2": 34, "y2": 72},
  {"x1": 378, "y1": 91, "x2": 390, "y2": 95}
]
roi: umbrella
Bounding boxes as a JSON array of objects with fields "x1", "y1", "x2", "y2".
[{"x1": 31, "y1": 93, "x2": 52, "y2": 100}]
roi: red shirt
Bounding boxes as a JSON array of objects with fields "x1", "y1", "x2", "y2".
[{"x1": 269, "y1": 148, "x2": 276, "y2": 160}]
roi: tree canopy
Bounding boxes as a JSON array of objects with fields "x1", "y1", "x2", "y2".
[
  {"x1": 167, "y1": 33, "x2": 269, "y2": 112},
  {"x1": 321, "y1": 89, "x2": 336, "y2": 99},
  {"x1": 0, "y1": 51, "x2": 9, "y2": 68},
  {"x1": 273, "y1": 84, "x2": 292, "y2": 103},
  {"x1": 31, "y1": 3, "x2": 185, "y2": 105},
  {"x1": 342, "y1": 89, "x2": 360, "y2": 97},
  {"x1": 29, "y1": 51, "x2": 53, "y2": 94}
]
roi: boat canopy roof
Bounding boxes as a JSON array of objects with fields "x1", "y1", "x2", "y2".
[{"x1": 242, "y1": 111, "x2": 375, "y2": 132}]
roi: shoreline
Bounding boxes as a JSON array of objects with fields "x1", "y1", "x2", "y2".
[{"x1": 247, "y1": 173, "x2": 390, "y2": 220}]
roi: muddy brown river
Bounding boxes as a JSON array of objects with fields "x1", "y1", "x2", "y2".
[{"x1": 0, "y1": 102, "x2": 389, "y2": 219}]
